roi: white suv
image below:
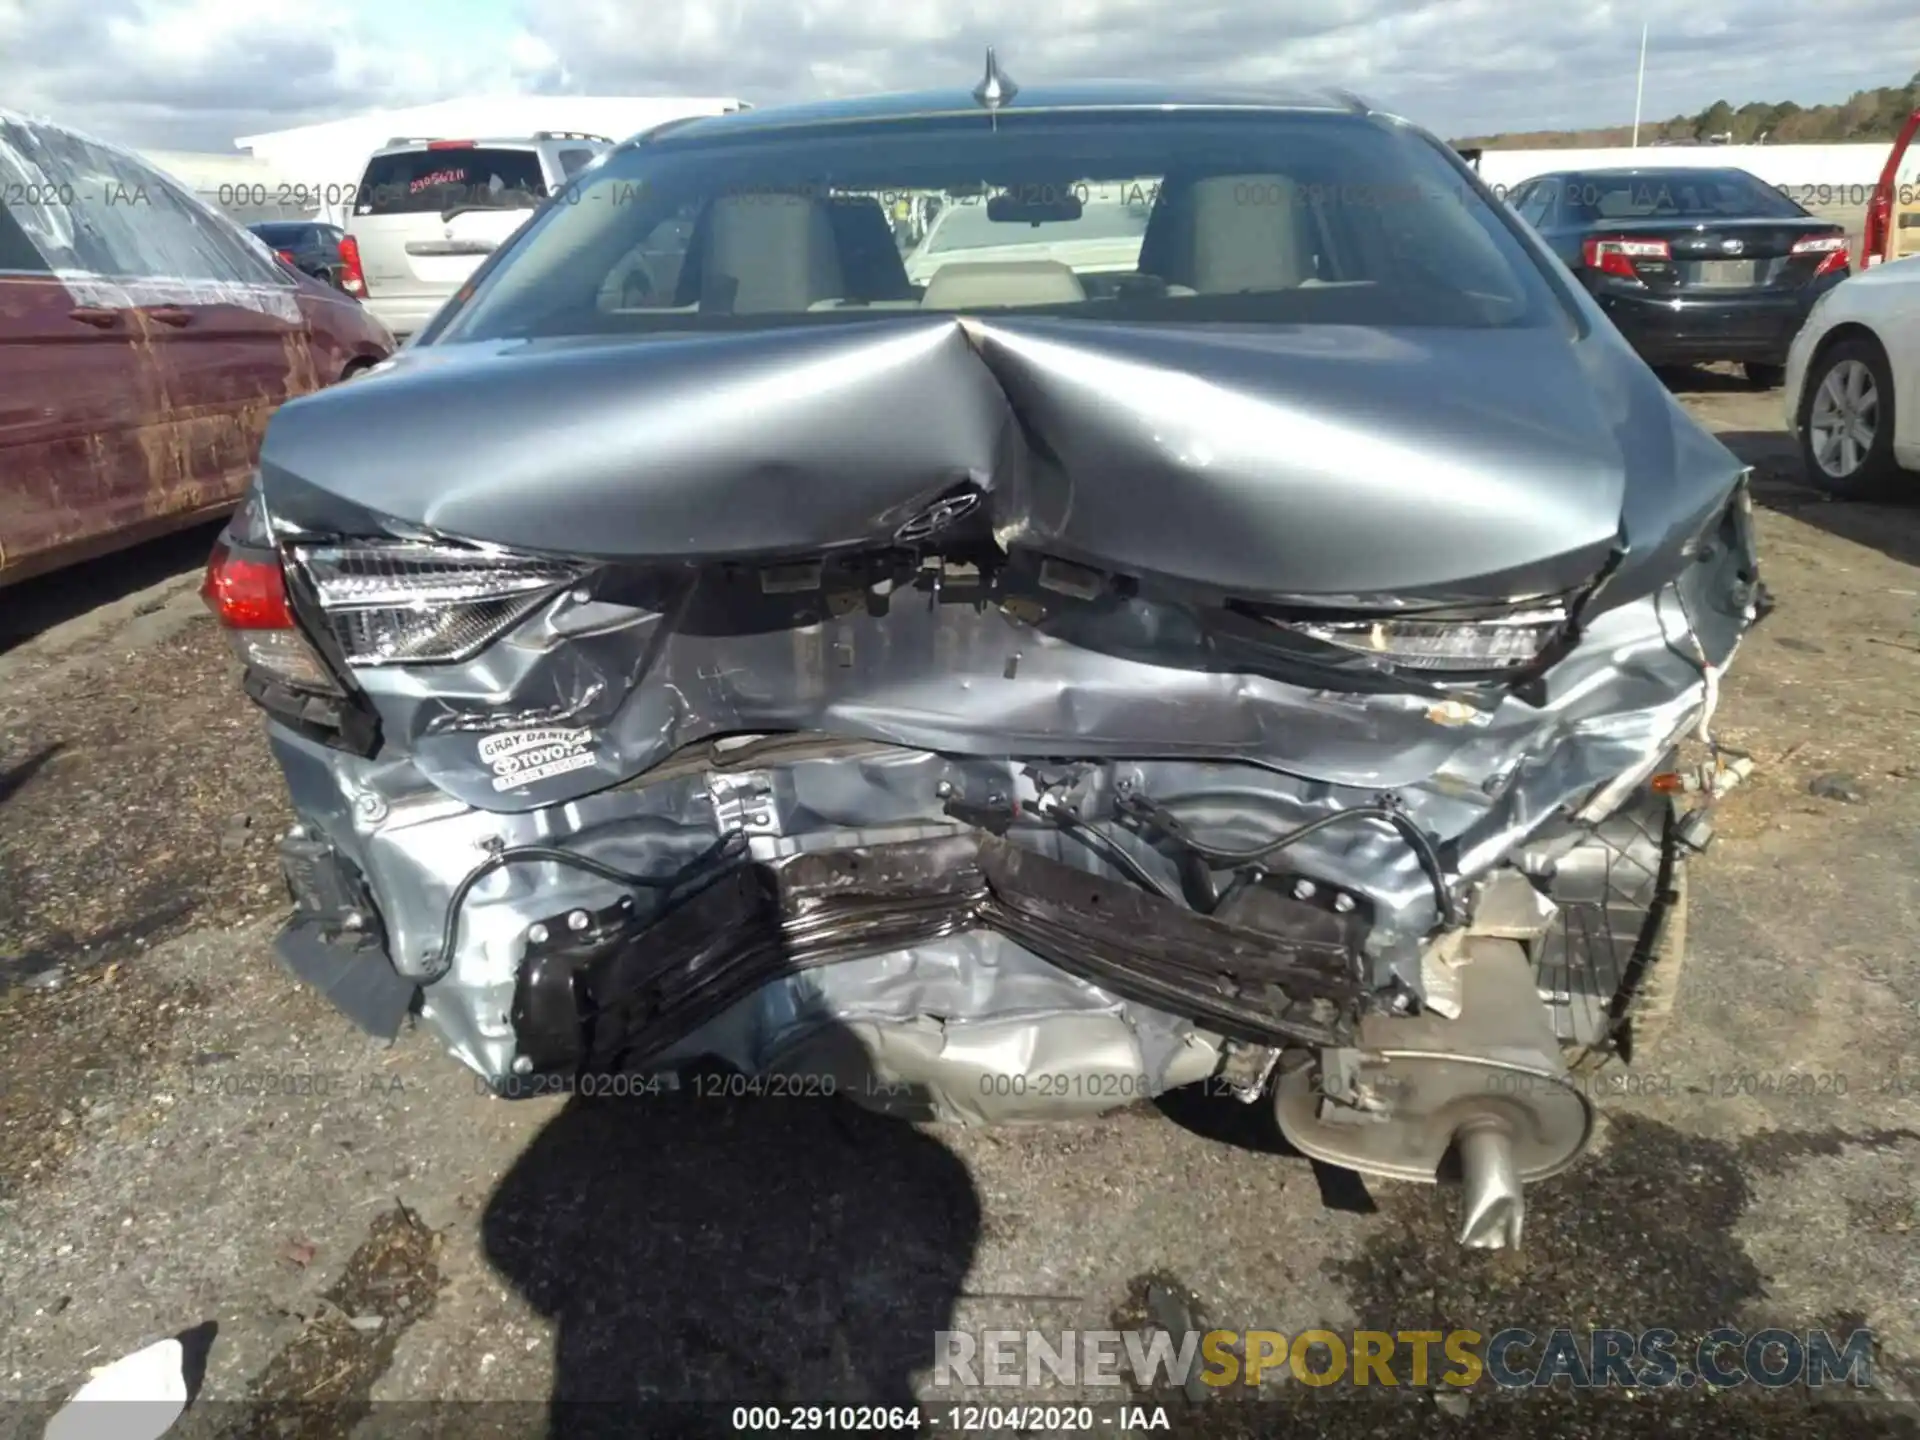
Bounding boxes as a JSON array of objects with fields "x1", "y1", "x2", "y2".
[{"x1": 341, "y1": 132, "x2": 613, "y2": 340}]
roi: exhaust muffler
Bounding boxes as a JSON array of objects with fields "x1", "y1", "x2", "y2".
[{"x1": 1274, "y1": 937, "x2": 1592, "y2": 1249}]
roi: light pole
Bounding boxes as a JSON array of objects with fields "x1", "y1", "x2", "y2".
[{"x1": 1631, "y1": 22, "x2": 1648, "y2": 147}]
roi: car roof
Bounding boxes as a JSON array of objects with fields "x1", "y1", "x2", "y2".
[
  {"x1": 371, "y1": 135, "x2": 610, "y2": 155},
  {"x1": 638, "y1": 81, "x2": 1372, "y2": 145},
  {"x1": 1552, "y1": 166, "x2": 1763, "y2": 180}
]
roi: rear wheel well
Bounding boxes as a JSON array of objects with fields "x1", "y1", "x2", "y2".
[{"x1": 1806, "y1": 321, "x2": 1888, "y2": 379}]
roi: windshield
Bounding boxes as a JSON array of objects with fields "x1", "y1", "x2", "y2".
[
  {"x1": 433, "y1": 110, "x2": 1564, "y2": 344},
  {"x1": 1568, "y1": 170, "x2": 1807, "y2": 222}
]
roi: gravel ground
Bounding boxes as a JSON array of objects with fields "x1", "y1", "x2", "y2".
[{"x1": 1, "y1": 374, "x2": 1918, "y2": 1438}]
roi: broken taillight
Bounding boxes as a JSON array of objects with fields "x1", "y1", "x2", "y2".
[
  {"x1": 202, "y1": 539, "x2": 342, "y2": 694},
  {"x1": 202, "y1": 541, "x2": 290, "y2": 628},
  {"x1": 294, "y1": 541, "x2": 582, "y2": 666}
]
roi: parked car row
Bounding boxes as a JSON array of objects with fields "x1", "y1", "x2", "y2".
[
  {"x1": 1505, "y1": 160, "x2": 1920, "y2": 498},
  {"x1": 1507, "y1": 165, "x2": 1851, "y2": 387},
  {"x1": 1, "y1": 110, "x2": 395, "y2": 587},
  {"x1": 0, "y1": 119, "x2": 637, "y2": 587}
]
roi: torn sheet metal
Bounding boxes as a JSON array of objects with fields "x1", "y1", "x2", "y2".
[{"x1": 0, "y1": 108, "x2": 301, "y2": 322}]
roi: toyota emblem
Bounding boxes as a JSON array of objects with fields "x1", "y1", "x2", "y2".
[{"x1": 895, "y1": 491, "x2": 983, "y2": 543}]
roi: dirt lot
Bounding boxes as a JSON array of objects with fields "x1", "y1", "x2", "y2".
[{"x1": 2, "y1": 373, "x2": 1918, "y2": 1438}]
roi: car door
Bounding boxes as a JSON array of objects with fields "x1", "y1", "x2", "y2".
[
  {"x1": 0, "y1": 126, "x2": 175, "y2": 584},
  {"x1": 54, "y1": 137, "x2": 318, "y2": 516},
  {"x1": 1884, "y1": 274, "x2": 1920, "y2": 466}
]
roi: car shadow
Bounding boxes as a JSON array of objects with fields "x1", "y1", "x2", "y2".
[
  {"x1": 481, "y1": 1069, "x2": 982, "y2": 1437},
  {"x1": 0, "y1": 742, "x2": 63, "y2": 806},
  {"x1": 1650, "y1": 365, "x2": 1920, "y2": 569},
  {"x1": 1153, "y1": 1080, "x2": 1377, "y2": 1216},
  {"x1": 0, "y1": 521, "x2": 224, "y2": 654},
  {"x1": 1711, "y1": 427, "x2": 1920, "y2": 570},
  {"x1": 1653, "y1": 362, "x2": 1762, "y2": 396}
]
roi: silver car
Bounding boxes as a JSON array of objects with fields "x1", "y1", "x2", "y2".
[{"x1": 204, "y1": 70, "x2": 1763, "y2": 1252}]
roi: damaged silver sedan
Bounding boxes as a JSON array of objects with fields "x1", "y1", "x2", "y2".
[{"x1": 202, "y1": 73, "x2": 1764, "y2": 1249}]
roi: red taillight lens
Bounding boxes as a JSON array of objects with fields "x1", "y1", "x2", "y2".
[
  {"x1": 1791, "y1": 234, "x2": 1850, "y2": 277},
  {"x1": 202, "y1": 540, "x2": 342, "y2": 694},
  {"x1": 275, "y1": 248, "x2": 298, "y2": 266},
  {"x1": 203, "y1": 539, "x2": 293, "y2": 629},
  {"x1": 427, "y1": 140, "x2": 475, "y2": 150},
  {"x1": 338, "y1": 234, "x2": 368, "y2": 297},
  {"x1": 1581, "y1": 235, "x2": 1670, "y2": 281}
]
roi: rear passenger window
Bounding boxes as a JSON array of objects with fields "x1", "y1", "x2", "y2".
[
  {"x1": 0, "y1": 118, "x2": 287, "y2": 289},
  {"x1": 0, "y1": 201, "x2": 51, "y2": 272},
  {"x1": 356, "y1": 148, "x2": 548, "y2": 215}
]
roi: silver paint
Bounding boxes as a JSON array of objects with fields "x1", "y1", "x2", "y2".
[{"x1": 246, "y1": 200, "x2": 1757, "y2": 1127}]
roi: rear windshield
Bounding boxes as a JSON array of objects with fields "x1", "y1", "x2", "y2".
[
  {"x1": 1565, "y1": 170, "x2": 1806, "y2": 222},
  {"x1": 355, "y1": 147, "x2": 547, "y2": 217},
  {"x1": 433, "y1": 110, "x2": 1565, "y2": 343},
  {"x1": 250, "y1": 222, "x2": 310, "y2": 246}
]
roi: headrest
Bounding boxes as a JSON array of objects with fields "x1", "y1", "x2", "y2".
[
  {"x1": 825, "y1": 197, "x2": 915, "y2": 301},
  {"x1": 1146, "y1": 174, "x2": 1312, "y2": 294},
  {"x1": 696, "y1": 193, "x2": 846, "y2": 314}
]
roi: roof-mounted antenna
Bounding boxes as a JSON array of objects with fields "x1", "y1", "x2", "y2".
[{"x1": 973, "y1": 46, "x2": 1018, "y2": 122}]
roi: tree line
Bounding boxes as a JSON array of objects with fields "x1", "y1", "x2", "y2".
[{"x1": 1454, "y1": 72, "x2": 1920, "y2": 149}]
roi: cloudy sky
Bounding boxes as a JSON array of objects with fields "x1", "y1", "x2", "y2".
[{"x1": 3, "y1": 0, "x2": 1919, "y2": 151}]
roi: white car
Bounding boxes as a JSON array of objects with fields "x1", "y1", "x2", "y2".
[
  {"x1": 344, "y1": 132, "x2": 613, "y2": 341},
  {"x1": 1785, "y1": 255, "x2": 1920, "y2": 498}
]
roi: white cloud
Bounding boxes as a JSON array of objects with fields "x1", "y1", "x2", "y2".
[{"x1": 3, "y1": 0, "x2": 1918, "y2": 151}]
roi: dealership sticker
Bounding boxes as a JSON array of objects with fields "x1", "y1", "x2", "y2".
[{"x1": 478, "y1": 727, "x2": 597, "y2": 791}]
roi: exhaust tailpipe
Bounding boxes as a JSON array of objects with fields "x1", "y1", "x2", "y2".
[{"x1": 1454, "y1": 1118, "x2": 1525, "y2": 1248}]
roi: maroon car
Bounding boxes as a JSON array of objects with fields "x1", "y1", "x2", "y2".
[{"x1": 0, "y1": 111, "x2": 394, "y2": 586}]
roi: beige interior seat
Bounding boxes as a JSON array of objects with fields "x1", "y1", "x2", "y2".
[
  {"x1": 1189, "y1": 174, "x2": 1315, "y2": 292},
  {"x1": 921, "y1": 259, "x2": 1087, "y2": 310},
  {"x1": 687, "y1": 193, "x2": 847, "y2": 313},
  {"x1": 1145, "y1": 173, "x2": 1314, "y2": 294}
]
